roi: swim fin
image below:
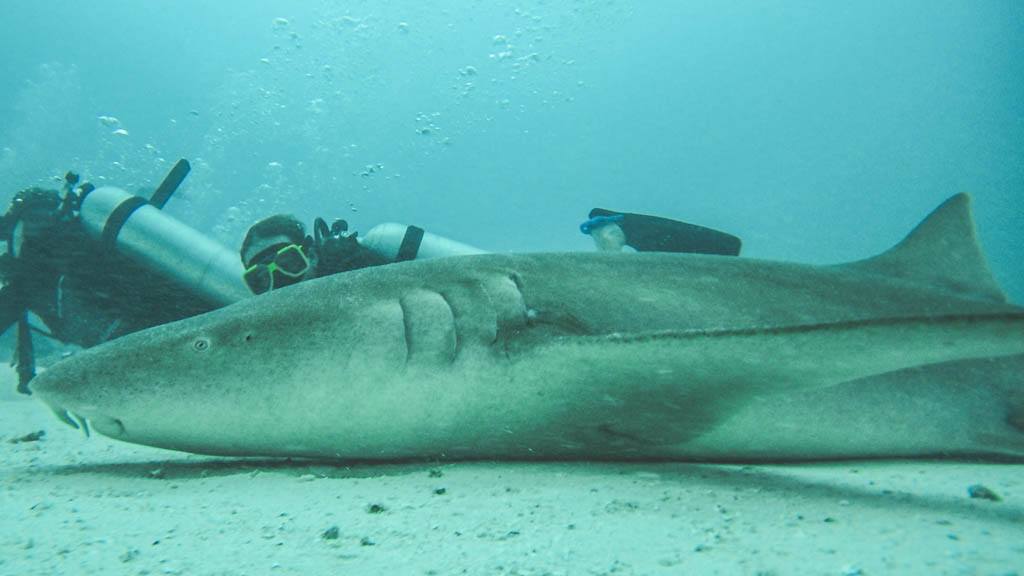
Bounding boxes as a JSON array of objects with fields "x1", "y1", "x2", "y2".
[{"x1": 588, "y1": 208, "x2": 742, "y2": 256}]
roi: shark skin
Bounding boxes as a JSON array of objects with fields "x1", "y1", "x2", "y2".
[{"x1": 29, "y1": 194, "x2": 1024, "y2": 461}]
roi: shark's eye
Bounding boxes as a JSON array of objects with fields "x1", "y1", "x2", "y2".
[{"x1": 193, "y1": 337, "x2": 211, "y2": 352}]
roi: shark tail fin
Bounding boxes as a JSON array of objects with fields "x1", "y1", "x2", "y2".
[{"x1": 842, "y1": 193, "x2": 1007, "y2": 303}]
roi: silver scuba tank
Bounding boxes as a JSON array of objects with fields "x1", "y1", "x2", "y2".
[
  {"x1": 78, "y1": 187, "x2": 251, "y2": 306},
  {"x1": 359, "y1": 222, "x2": 486, "y2": 261}
]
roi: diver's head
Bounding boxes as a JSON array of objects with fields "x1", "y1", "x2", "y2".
[
  {"x1": 579, "y1": 212, "x2": 627, "y2": 252},
  {"x1": 241, "y1": 214, "x2": 312, "y2": 294}
]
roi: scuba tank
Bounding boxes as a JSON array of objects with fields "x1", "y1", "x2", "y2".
[
  {"x1": 305, "y1": 218, "x2": 488, "y2": 278},
  {"x1": 77, "y1": 184, "x2": 250, "y2": 307},
  {"x1": 359, "y1": 222, "x2": 486, "y2": 262}
]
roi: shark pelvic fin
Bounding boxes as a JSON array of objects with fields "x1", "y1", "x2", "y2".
[{"x1": 841, "y1": 193, "x2": 1007, "y2": 302}]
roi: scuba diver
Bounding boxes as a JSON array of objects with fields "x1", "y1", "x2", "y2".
[
  {"x1": 579, "y1": 208, "x2": 742, "y2": 256},
  {"x1": 239, "y1": 215, "x2": 485, "y2": 294},
  {"x1": 0, "y1": 160, "x2": 248, "y2": 394}
]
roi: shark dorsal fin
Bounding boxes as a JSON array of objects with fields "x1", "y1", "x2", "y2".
[{"x1": 842, "y1": 193, "x2": 1007, "y2": 302}]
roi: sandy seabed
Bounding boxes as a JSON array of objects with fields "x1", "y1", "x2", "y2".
[{"x1": 2, "y1": 386, "x2": 1022, "y2": 576}]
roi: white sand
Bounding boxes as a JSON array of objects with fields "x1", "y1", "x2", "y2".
[{"x1": 2, "y1": 390, "x2": 1021, "y2": 576}]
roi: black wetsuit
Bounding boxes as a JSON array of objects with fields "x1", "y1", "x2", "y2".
[
  {"x1": 1, "y1": 216, "x2": 215, "y2": 392},
  {"x1": 1, "y1": 222, "x2": 214, "y2": 347}
]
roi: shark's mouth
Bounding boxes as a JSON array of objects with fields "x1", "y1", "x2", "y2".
[
  {"x1": 49, "y1": 407, "x2": 126, "y2": 438},
  {"x1": 51, "y1": 407, "x2": 90, "y2": 436}
]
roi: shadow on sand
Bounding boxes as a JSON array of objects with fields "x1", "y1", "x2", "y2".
[{"x1": 37, "y1": 455, "x2": 1024, "y2": 525}]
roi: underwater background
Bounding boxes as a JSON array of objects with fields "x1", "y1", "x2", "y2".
[{"x1": 1, "y1": 0, "x2": 1021, "y2": 300}]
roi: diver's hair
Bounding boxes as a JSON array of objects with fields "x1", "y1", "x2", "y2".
[{"x1": 240, "y1": 214, "x2": 306, "y2": 264}]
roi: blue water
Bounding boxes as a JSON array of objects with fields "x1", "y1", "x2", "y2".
[{"x1": 1, "y1": 0, "x2": 1021, "y2": 300}]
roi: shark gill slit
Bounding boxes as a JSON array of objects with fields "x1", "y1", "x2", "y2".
[
  {"x1": 437, "y1": 291, "x2": 460, "y2": 363},
  {"x1": 398, "y1": 296, "x2": 412, "y2": 366},
  {"x1": 505, "y1": 273, "x2": 530, "y2": 330},
  {"x1": 473, "y1": 279, "x2": 501, "y2": 346},
  {"x1": 482, "y1": 284, "x2": 501, "y2": 348},
  {"x1": 507, "y1": 272, "x2": 524, "y2": 290},
  {"x1": 499, "y1": 273, "x2": 530, "y2": 358},
  {"x1": 478, "y1": 273, "x2": 530, "y2": 347}
]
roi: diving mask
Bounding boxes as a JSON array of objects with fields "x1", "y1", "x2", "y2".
[{"x1": 243, "y1": 243, "x2": 310, "y2": 294}]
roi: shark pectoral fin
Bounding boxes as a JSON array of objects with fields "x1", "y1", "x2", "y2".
[{"x1": 513, "y1": 335, "x2": 746, "y2": 452}]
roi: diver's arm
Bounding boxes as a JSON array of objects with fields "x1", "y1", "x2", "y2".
[{"x1": 0, "y1": 282, "x2": 26, "y2": 337}]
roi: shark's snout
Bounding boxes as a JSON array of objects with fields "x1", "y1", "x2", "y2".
[
  {"x1": 29, "y1": 364, "x2": 128, "y2": 438},
  {"x1": 28, "y1": 367, "x2": 75, "y2": 408}
]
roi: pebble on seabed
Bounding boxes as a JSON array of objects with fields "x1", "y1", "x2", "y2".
[{"x1": 966, "y1": 484, "x2": 1001, "y2": 502}]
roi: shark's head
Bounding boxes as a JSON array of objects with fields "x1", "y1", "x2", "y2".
[{"x1": 28, "y1": 272, "x2": 427, "y2": 455}]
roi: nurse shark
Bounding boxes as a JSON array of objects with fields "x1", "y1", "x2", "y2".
[{"x1": 30, "y1": 194, "x2": 1024, "y2": 460}]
